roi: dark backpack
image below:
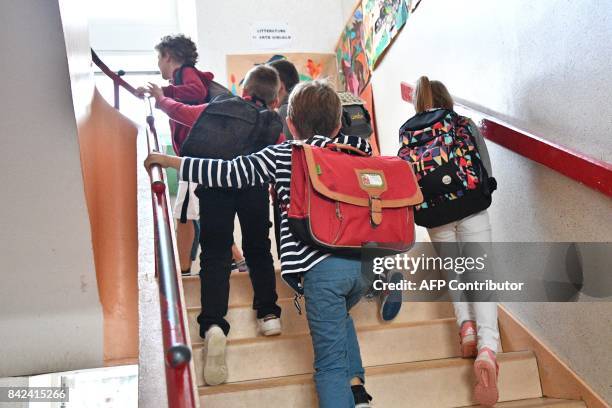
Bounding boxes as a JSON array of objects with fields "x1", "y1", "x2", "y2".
[
  {"x1": 180, "y1": 94, "x2": 282, "y2": 160},
  {"x1": 338, "y1": 92, "x2": 373, "y2": 139},
  {"x1": 398, "y1": 108, "x2": 496, "y2": 228},
  {"x1": 174, "y1": 64, "x2": 231, "y2": 104}
]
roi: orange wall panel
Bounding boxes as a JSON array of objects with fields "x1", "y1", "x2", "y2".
[{"x1": 77, "y1": 89, "x2": 139, "y2": 362}]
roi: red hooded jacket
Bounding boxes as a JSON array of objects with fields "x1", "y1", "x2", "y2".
[{"x1": 162, "y1": 66, "x2": 214, "y2": 155}]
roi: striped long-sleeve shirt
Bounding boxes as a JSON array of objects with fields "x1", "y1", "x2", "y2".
[{"x1": 179, "y1": 134, "x2": 373, "y2": 292}]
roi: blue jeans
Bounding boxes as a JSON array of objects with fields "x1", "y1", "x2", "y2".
[{"x1": 303, "y1": 256, "x2": 367, "y2": 408}]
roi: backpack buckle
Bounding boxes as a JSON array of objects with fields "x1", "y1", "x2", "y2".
[{"x1": 369, "y1": 196, "x2": 383, "y2": 227}]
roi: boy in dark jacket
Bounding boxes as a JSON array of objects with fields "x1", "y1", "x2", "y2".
[
  {"x1": 146, "y1": 65, "x2": 283, "y2": 387},
  {"x1": 267, "y1": 59, "x2": 299, "y2": 140}
]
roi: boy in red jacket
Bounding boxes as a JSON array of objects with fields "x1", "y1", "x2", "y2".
[{"x1": 139, "y1": 35, "x2": 246, "y2": 275}]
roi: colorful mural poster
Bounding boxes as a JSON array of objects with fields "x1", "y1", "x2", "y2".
[
  {"x1": 226, "y1": 53, "x2": 338, "y2": 96},
  {"x1": 336, "y1": 3, "x2": 371, "y2": 95},
  {"x1": 362, "y1": 0, "x2": 410, "y2": 68},
  {"x1": 359, "y1": 83, "x2": 380, "y2": 156}
]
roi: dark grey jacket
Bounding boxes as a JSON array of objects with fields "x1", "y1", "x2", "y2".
[
  {"x1": 467, "y1": 118, "x2": 493, "y2": 176},
  {"x1": 277, "y1": 96, "x2": 293, "y2": 140}
]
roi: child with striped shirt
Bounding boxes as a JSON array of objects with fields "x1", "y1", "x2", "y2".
[{"x1": 146, "y1": 80, "x2": 374, "y2": 408}]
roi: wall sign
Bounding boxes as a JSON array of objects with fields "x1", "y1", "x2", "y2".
[
  {"x1": 226, "y1": 53, "x2": 338, "y2": 96},
  {"x1": 251, "y1": 22, "x2": 293, "y2": 49}
]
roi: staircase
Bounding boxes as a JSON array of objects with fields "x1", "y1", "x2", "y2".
[{"x1": 181, "y1": 269, "x2": 587, "y2": 408}]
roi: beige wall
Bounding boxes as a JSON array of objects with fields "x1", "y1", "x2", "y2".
[
  {"x1": 0, "y1": 0, "x2": 141, "y2": 376},
  {"x1": 193, "y1": 0, "x2": 352, "y2": 86},
  {"x1": 0, "y1": 0, "x2": 103, "y2": 376},
  {"x1": 368, "y1": 0, "x2": 612, "y2": 402},
  {"x1": 60, "y1": 0, "x2": 140, "y2": 363}
]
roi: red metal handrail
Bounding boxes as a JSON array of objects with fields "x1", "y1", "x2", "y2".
[
  {"x1": 400, "y1": 82, "x2": 612, "y2": 197},
  {"x1": 144, "y1": 98, "x2": 198, "y2": 408},
  {"x1": 91, "y1": 49, "x2": 198, "y2": 408},
  {"x1": 91, "y1": 49, "x2": 143, "y2": 109}
]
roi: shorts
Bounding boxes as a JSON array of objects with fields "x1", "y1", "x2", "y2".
[{"x1": 173, "y1": 181, "x2": 200, "y2": 221}]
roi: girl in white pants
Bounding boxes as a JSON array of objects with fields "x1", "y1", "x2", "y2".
[
  {"x1": 406, "y1": 76, "x2": 501, "y2": 407},
  {"x1": 428, "y1": 211, "x2": 500, "y2": 407},
  {"x1": 428, "y1": 210, "x2": 499, "y2": 355}
]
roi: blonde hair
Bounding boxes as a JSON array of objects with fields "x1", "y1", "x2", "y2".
[
  {"x1": 413, "y1": 76, "x2": 454, "y2": 113},
  {"x1": 287, "y1": 80, "x2": 342, "y2": 140}
]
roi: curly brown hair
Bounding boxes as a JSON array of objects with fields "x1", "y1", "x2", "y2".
[{"x1": 155, "y1": 34, "x2": 198, "y2": 66}]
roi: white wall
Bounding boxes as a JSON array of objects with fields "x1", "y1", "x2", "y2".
[
  {"x1": 192, "y1": 0, "x2": 351, "y2": 85},
  {"x1": 369, "y1": 0, "x2": 612, "y2": 402},
  {"x1": 88, "y1": 0, "x2": 179, "y2": 52},
  {"x1": 372, "y1": 0, "x2": 612, "y2": 162},
  {"x1": 341, "y1": 0, "x2": 360, "y2": 23},
  {"x1": 370, "y1": 0, "x2": 612, "y2": 239},
  {"x1": 0, "y1": 0, "x2": 103, "y2": 376}
]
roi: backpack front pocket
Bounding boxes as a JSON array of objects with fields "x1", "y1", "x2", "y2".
[{"x1": 418, "y1": 161, "x2": 464, "y2": 200}]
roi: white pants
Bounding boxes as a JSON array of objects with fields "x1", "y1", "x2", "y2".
[
  {"x1": 427, "y1": 210, "x2": 499, "y2": 352},
  {"x1": 173, "y1": 181, "x2": 199, "y2": 221}
]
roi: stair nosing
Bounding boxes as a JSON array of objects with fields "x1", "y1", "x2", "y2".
[
  {"x1": 457, "y1": 397, "x2": 586, "y2": 407},
  {"x1": 198, "y1": 350, "x2": 536, "y2": 396},
  {"x1": 182, "y1": 267, "x2": 282, "y2": 282},
  {"x1": 190, "y1": 317, "x2": 458, "y2": 347},
  {"x1": 187, "y1": 297, "x2": 451, "y2": 313},
  {"x1": 185, "y1": 296, "x2": 314, "y2": 312}
]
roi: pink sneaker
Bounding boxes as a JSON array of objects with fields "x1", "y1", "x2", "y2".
[
  {"x1": 473, "y1": 347, "x2": 499, "y2": 407},
  {"x1": 460, "y1": 320, "x2": 478, "y2": 358}
]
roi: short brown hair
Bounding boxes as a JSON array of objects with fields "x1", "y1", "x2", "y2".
[
  {"x1": 243, "y1": 65, "x2": 280, "y2": 106},
  {"x1": 155, "y1": 34, "x2": 198, "y2": 66},
  {"x1": 287, "y1": 80, "x2": 342, "y2": 140}
]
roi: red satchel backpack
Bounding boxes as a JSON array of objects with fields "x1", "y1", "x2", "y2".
[{"x1": 288, "y1": 142, "x2": 423, "y2": 255}]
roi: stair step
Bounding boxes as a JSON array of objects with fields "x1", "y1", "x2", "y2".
[
  {"x1": 187, "y1": 299, "x2": 454, "y2": 340},
  {"x1": 199, "y1": 351, "x2": 542, "y2": 407},
  {"x1": 182, "y1": 270, "x2": 292, "y2": 308},
  {"x1": 463, "y1": 397, "x2": 586, "y2": 407},
  {"x1": 193, "y1": 318, "x2": 462, "y2": 385}
]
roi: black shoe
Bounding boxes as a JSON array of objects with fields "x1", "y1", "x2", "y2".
[
  {"x1": 351, "y1": 384, "x2": 373, "y2": 408},
  {"x1": 380, "y1": 271, "x2": 404, "y2": 321}
]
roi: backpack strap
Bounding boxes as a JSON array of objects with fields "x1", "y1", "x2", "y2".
[
  {"x1": 173, "y1": 64, "x2": 215, "y2": 104},
  {"x1": 326, "y1": 143, "x2": 369, "y2": 157},
  {"x1": 452, "y1": 115, "x2": 497, "y2": 195},
  {"x1": 250, "y1": 95, "x2": 268, "y2": 108},
  {"x1": 173, "y1": 64, "x2": 191, "y2": 86}
]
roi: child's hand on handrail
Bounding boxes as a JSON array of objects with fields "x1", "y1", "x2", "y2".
[
  {"x1": 135, "y1": 86, "x2": 148, "y2": 97},
  {"x1": 144, "y1": 152, "x2": 181, "y2": 171},
  {"x1": 145, "y1": 82, "x2": 164, "y2": 101}
]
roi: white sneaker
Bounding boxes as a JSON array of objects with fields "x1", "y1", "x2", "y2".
[
  {"x1": 203, "y1": 325, "x2": 228, "y2": 386},
  {"x1": 257, "y1": 314, "x2": 282, "y2": 336}
]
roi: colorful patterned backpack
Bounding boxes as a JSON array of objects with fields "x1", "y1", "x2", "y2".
[{"x1": 398, "y1": 108, "x2": 495, "y2": 228}]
